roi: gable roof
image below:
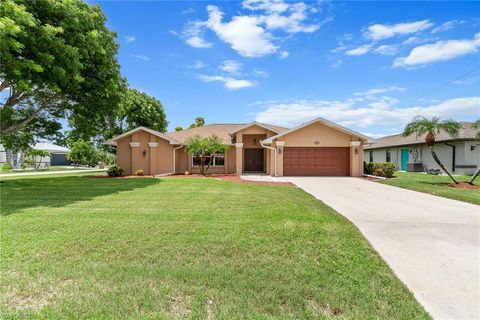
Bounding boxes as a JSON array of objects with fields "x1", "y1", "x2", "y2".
[
  {"x1": 364, "y1": 122, "x2": 476, "y2": 150},
  {"x1": 105, "y1": 127, "x2": 181, "y2": 146},
  {"x1": 262, "y1": 117, "x2": 373, "y2": 144},
  {"x1": 165, "y1": 123, "x2": 288, "y2": 145},
  {"x1": 228, "y1": 121, "x2": 288, "y2": 135}
]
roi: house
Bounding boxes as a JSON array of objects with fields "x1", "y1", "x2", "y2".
[
  {"x1": 105, "y1": 117, "x2": 372, "y2": 177},
  {"x1": 0, "y1": 142, "x2": 70, "y2": 167},
  {"x1": 364, "y1": 122, "x2": 479, "y2": 175}
]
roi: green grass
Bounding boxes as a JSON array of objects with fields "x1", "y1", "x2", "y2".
[
  {"x1": 0, "y1": 166, "x2": 94, "y2": 175},
  {"x1": 0, "y1": 175, "x2": 429, "y2": 319},
  {"x1": 379, "y1": 171, "x2": 479, "y2": 205}
]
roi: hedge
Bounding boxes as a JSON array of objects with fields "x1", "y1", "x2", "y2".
[{"x1": 364, "y1": 162, "x2": 396, "y2": 178}]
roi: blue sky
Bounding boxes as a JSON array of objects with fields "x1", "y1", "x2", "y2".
[{"x1": 93, "y1": 0, "x2": 479, "y2": 137}]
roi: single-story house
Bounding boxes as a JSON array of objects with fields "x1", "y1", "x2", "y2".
[
  {"x1": 105, "y1": 117, "x2": 372, "y2": 177},
  {"x1": 364, "y1": 122, "x2": 479, "y2": 175},
  {"x1": 0, "y1": 142, "x2": 70, "y2": 167}
]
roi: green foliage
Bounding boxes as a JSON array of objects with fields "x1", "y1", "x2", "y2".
[
  {"x1": 67, "y1": 139, "x2": 98, "y2": 166},
  {"x1": 403, "y1": 116, "x2": 460, "y2": 140},
  {"x1": 189, "y1": 117, "x2": 205, "y2": 129},
  {"x1": 185, "y1": 135, "x2": 228, "y2": 175},
  {"x1": 118, "y1": 88, "x2": 168, "y2": 133},
  {"x1": 366, "y1": 162, "x2": 396, "y2": 178},
  {"x1": 21, "y1": 158, "x2": 33, "y2": 169},
  {"x1": 0, "y1": 0, "x2": 124, "y2": 149},
  {"x1": 1, "y1": 163, "x2": 13, "y2": 171},
  {"x1": 174, "y1": 126, "x2": 183, "y2": 131},
  {"x1": 107, "y1": 165, "x2": 123, "y2": 177},
  {"x1": 473, "y1": 119, "x2": 480, "y2": 141},
  {"x1": 26, "y1": 149, "x2": 50, "y2": 169},
  {"x1": 96, "y1": 150, "x2": 116, "y2": 165}
]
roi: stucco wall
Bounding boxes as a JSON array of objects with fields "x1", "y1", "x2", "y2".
[
  {"x1": 117, "y1": 136, "x2": 132, "y2": 175},
  {"x1": 226, "y1": 147, "x2": 236, "y2": 174},
  {"x1": 175, "y1": 147, "x2": 188, "y2": 174},
  {"x1": 154, "y1": 136, "x2": 174, "y2": 175}
]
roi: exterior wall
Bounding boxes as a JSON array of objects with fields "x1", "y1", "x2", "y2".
[
  {"x1": 116, "y1": 130, "x2": 175, "y2": 175},
  {"x1": 154, "y1": 137, "x2": 174, "y2": 175},
  {"x1": 275, "y1": 122, "x2": 365, "y2": 177},
  {"x1": 175, "y1": 147, "x2": 188, "y2": 174},
  {"x1": 226, "y1": 147, "x2": 236, "y2": 173},
  {"x1": 117, "y1": 136, "x2": 132, "y2": 175},
  {"x1": 131, "y1": 131, "x2": 151, "y2": 175},
  {"x1": 364, "y1": 140, "x2": 479, "y2": 175}
]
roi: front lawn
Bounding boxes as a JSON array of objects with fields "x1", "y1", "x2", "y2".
[
  {"x1": 1, "y1": 175, "x2": 428, "y2": 319},
  {"x1": 379, "y1": 172, "x2": 479, "y2": 205}
]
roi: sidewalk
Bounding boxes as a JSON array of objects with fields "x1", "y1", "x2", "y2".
[{"x1": 0, "y1": 168, "x2": 106, "y2": 178}]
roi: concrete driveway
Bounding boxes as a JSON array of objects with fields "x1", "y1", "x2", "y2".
[{"x1": 242, "y1": 175, "x2": 480, "y2": 320}]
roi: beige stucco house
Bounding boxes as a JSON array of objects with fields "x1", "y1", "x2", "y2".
[{"x1": 105, "y1": 118, "x2": 372, "y2": 177}]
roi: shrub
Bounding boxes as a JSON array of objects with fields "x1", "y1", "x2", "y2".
[
  {"x1": 135, "y1": 168, "x2": 144, "y2": 176},
  {"x1": 1, "y1": 163, "x2": 13, "y2": 171},
  {"x1": 107, "y1": 165, "x2": 124, "y2": 177},
  {"x1": 367, "y1": 162, "x2": 396, "y2": 178}
]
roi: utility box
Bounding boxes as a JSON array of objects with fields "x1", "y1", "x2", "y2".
[{"x1": 407, "y1": 162, "x2": 424, "y2": 172}]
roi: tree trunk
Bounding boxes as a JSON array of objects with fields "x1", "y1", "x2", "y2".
[
  {"x1": 430, "y1": 146, "x2": 459, "y2": 184},
  {"x1": 468, "y1": 166, "x2": 480, "y2": 185}
]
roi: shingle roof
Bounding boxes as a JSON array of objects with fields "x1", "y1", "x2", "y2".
[
  {"x1": 33, "y1": 142, "x2": 70, "y2": 153},
  {"x1": 165, "y1": 123, "x2": 288, "y2": 145},
  {"x1": 364, "y1": 122, "x2": 476, "y2": 150}
]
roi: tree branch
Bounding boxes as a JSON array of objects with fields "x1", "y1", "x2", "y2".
[
  {"x1": 0, "y1": 101, "x2": 49, "y2": 135},
  {"x1": 0, "y1": 79, "x2": 11, "y2": 92}
]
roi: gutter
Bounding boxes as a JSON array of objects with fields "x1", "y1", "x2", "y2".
[
  {"x1": 444, "y1": 142, "x2": 455, "y2": 172},
  {"x1": 172, "y1": 144, "x2": 184, "y2": 174},
  {"x1": 260, "y1": 140, "x2": 277, "y2": 177}
]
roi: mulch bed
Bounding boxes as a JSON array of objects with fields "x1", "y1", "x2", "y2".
[
  {"x1": 93, "y1": 173, "x2": 294, "y2": 186},
  {"x1": 446, "y1": 182, "x2": 480, "y2": 190}
]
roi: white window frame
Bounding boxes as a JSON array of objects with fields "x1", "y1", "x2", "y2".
[{"x1": 192, "y1": 153, "x2": 225, "y2": 167}]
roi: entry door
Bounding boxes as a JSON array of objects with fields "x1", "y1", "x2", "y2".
[
  {"x1": 244, "y1": 149, "x2": 264, "y2": 172},
  {"x1": 401, "y1": 149, "x2": 409, "y2": 171}
]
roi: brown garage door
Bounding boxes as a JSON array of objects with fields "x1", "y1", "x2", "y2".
[{"x1": 283, "y1": 147, "x2": 350, "y2": 176}]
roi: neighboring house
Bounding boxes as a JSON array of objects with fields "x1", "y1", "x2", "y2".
[
  {"x1": 105, "y1": 117, "x2": 372, "y2": 177},
  {"x1": 364, "y1": 122, "x2": 479, "y2": 175},
  {"x1": 0, "y1": 142, "x2": 70, "y2": 167}
]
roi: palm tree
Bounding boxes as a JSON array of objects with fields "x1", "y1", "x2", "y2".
[
  {"x1": 185, "y1": 135, "x2": 227, "y2": 175},
  {"x1": 468, "y1": 119, "x2": 480, "y2": 185},
  {"x1": 403, "y1": 116, "x2": 461, "y2": 184}
]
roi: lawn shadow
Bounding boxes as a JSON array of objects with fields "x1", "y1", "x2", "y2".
[{"x1": 0, "y1": 175, "x2": 161, "y2": 216}]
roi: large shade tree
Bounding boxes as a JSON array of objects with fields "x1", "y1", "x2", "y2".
[
  {"x1": 403, "y1": 116, "x2": 461, "y2": 184},
  {"x1": 0, "y1": 0, "x2": 124, "y2": 150}
]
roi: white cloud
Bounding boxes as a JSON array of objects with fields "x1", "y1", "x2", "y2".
[
  {"x1": 206, "y1": 5, "x2": 277, "y2": 57},
  {"x1": 252, "y1": 69, "x2": 269, "y2": 77},
  {"x1": 354, "y1": 86, "x2": 406, "y2": 96},
  {"x1": 279, "y1": 50, "x2": 289, "y2": 58},
  {"x1": 345, "y1": 44, "x2": 372, "y2": 56},
  {"x1": 198, "y1": 74, "x2": 255, "y2": 90},
  {"x1": 130, "y1": 54, "x2": 151, "y2": 61},
  {"x1": 374, "y1": 44, "x2": 399, "y2": 55},
  {"x1": 254, "y1": 96, "x2": 480, "y2": 129},
  {"x1": 183, "y1": 21, "x2": 214, "y2": 48},
  {"x1": 394, "y1": 33, "x2": 480, "y2": 67},
  {"x1": 124, "y1": 36, "x2": 136, "y2": 43},
  {"x1": 183, "y1": 1, "x2": 324, "y2": 57},
  {"x1": 220, "y1": 60, "x2": 242, "y2": 74},
  {"x1": 432, "y1": 20, "x2": 464, "y2": 34},
  {"x1": 365, "y1": 20, "x2": 433, "y2": 40},
  {"x1": 187, "y1": 61, "x2": 207, "y2": 69}
]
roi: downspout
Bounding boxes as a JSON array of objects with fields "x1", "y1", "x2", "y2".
[
  {"x1": 260, "y1": 140, "x2": 277, "y2": 177},
  {"x1": 444, "y1": 143, "x2": 455, "y2": 173},
  {"x1": 172, "y1": 144, "x2": 184, "y2": 175}
]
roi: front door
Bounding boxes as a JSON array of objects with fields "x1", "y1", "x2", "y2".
[
  {"x1": 244, "y1": 149, "x2": 264, "y2": 172},
  {"x1": 401, "y1": 149, "x2": 409, "y2": 171}
]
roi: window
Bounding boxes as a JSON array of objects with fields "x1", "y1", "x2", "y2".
[
  {"x1": 192, "y1": 153, "x2": 225, "y2": 166},
  {"x1": 386, "y1": 149, "x2": 391, "y2": 162},
  {"x1": 369, "y1": 150, "x2": 373, "y2": 163}
]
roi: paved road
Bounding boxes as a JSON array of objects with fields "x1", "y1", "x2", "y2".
[
  {"x1": 0, "y1": 168, "x2": 106, "y2": 178},
  {"x1": 242, "y1": 175, "x2": 480, "y2": 320}
]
